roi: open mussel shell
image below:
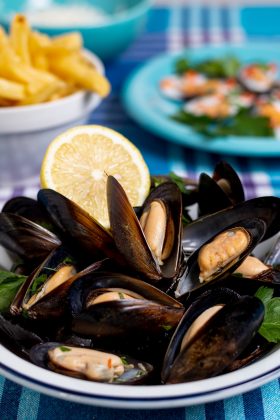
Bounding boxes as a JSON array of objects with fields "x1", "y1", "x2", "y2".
[
  {"x1": 70, "y1": 272, "x2": 184, "y2": 338},
  {"x1": 163, "y1": 293, "x2": 264, "y2": 384},
  {"x1": 182, "y1": 196, "x2": 280, "y2": 255},
  {"x1": 231, "y1": 255, "x2": 280, "y2": 286},
  {"x1": 198, "y1": 161, "x2": 245, "y2": 216},
  {"x1": 162, "y1": 288, "x2": 240, "y2": 382},
  {"x1": 10, "y1": 245, "x2": 82, "y2": 319},
  {"x1": 107, "y1": 176, "x2": 182, "y2": 281},
  {"x1": 176, "y1": 218, "x2": 266, "y2": 297},
  {"x1": 238, "y1": 64, "x2": 277, "y2": 94},
  {"x1": 0, "y1": 212, "x2": 61, "y2": 263},
  {"x1": 37, "y1": 189, "x2": 121, "y2": 264},
  {"x1": 29, "y1": 342, "x2": 154, "y2": 384},
  {"x1": 2, "y1": 196, "x2": 57, "y2": 233}
]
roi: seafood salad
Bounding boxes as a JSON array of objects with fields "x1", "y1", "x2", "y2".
[
  {"x1": 160, "y1": 56, "x2": 280, "y2": 138},
  {"x1": 0, "y1": 161, "x2": 280, "y2": 385}
]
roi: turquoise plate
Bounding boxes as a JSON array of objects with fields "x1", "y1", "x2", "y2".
[{"x1": 122, "y1": 43, "x2": 280, "y2": 157}]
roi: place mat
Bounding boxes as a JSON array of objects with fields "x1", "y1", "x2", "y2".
[{"x1": 0, "y1": 2, "x2": 280, "y2": 419}]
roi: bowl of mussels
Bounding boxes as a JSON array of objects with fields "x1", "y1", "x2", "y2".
[{"x1": 0, "y1": 161, "x2": 279, "y2": 408}]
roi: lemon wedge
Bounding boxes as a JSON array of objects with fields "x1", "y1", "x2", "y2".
[{"x1": 40, "y1": 125, "x2": 151, "y2": 229}]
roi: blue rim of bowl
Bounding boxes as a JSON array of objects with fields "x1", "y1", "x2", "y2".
[
  {"x1": 0, "y1": 356, "x2": 279, "y2": 403},
  {"x1": 0, "y1": 0, "x2": 153, "y2": 29}
]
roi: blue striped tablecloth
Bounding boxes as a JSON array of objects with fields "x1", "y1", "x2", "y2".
[{"x1": 1, "y1": 3, "x2": 280, "y2": 419}]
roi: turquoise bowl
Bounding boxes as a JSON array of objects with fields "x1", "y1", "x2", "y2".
[{"x1": 0, "y1": 0, "x2": 152, "y2": 61}]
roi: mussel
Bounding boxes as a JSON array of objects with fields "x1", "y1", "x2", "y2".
[
  {"x1": 2, "y1": 196, "x2": 56, "y2": 232},
  {"x1": 70, "y1": 272, "x2": 184, "y2": 338},
  {"x1": 0, "y1": 212, "x2": 61, "y2": 265},
  {"x1": 0, "y1": 313, "x2": 42, "y2": 360},
  {"x1": 239, "y1": 63, "x2": 277, "y2": 94},
  {"x1": 162, "y1": 289, "x2": 264, "y2": 383},
  {"x1": 37, "y1": 188, "x2": 122, "y2": 264},
  {"x1": 182, "y1": 196, "x2": 280, "y2": 256},
  {"x1": 10, "y1": 246, "x2": 105, "y2": 319},
  {"x1": 232, "y1": 255, "x2": 280, "y2": 285},
  {"x1": 176, "y1": 218, "x2": 266, "y2": 297},
  {"x1": 198, "y1": 161, "x2": 245, "y2": 216},
  {"x1": 30, "y1": 342, "x2": 153, "y2": 384},
  {"x1": 107, "y1": 176, "x2": 182, "y2": 281}
]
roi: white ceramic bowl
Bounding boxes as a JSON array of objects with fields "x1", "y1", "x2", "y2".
[
  {"x1": 0, "y1": 236, "x2": 279, "y2": 409},
  {"x1": 0, "y1": 50, "x2": 104, "y2": 187}
]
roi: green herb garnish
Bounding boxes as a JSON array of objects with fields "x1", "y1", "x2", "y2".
[
  {"x1": 120, "y1": 356, "x2": 128, "y2": 365},
  {"x1": 161, "y1": 325, "x2": 172, "y2": 331},
  {"x1": 0, "y1": 270, "x2": 26, "y2": 313},
  {"x1": 118, "y1": 292, "x2": 125, "y2": 299},
  {"x1": 59, "y1": 346, "x2": 71, "y2": 352},
  {"x1": 232, "y1": 272, "x2": 244, "y2": 278},
  {"x1": 255, "y1": 286, "x2": 280, "y2": 343},
  {"x1": 172, "y1": 108, "x2": 273, "y2": 138},
  {"x1": 63, "y1": 256, "x2": 76, "y2": 265},
  {"x1": 151, "y1": 172, "x2": 194, "y2": 225},
  {"x1": 136, "y1": 370, "x2": 145, "y2": 377},
  {"x1": 30, "y1": 274, "x2": 48, "y2": 295},
  {"x1": 169, "y1": 172, "x2": 188, "y2": 194},
  {"x1": 175, "y1": 56, "x2": 240, "y2": 78}
]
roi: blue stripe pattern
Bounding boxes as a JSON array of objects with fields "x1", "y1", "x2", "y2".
[{"x1": 0, "y1": 3, "x2": 280, "y2": 419}]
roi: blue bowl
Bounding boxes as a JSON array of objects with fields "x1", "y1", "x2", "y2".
[{"x1": 0, "y1": 0, "x2": 152, "y2": 61}]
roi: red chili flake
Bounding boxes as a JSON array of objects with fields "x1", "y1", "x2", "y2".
[{"x1": 108, "y1": 358, "x2": 112, "y2": 368}]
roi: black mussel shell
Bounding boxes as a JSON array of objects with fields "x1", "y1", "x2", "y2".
[
  {"x1": 226, "y1": 334, "x2": 273, "y2": 373},
  {"x1": 29, "y1": 342, "x2": 153, "y2": 384},
  {"x1": 2, "y1": 196, "x2": 56, "y2": 233},
  {"x1": 162, "y1": 288, "x2": 240, "y2": 382},
  {"x1": 182, "y1": 196, "x2": 280, "y2": 255},
  {"x1": 0, "y1": 213, "x2": 61, "y2": 263},
  {"x1": 198, "y1": 161, "x2": 245, "y2": 216},
  {"x1": 70, "y1": 272, "x2": 184, "y2": 338},
  {"x1": 0, "y1": 314, "x2": 42, "y2": 360},
  {"x1": 37, "y1": 189, "x2": 122, "y2": 264},
  {"x1": 176, "y1": 218, "x2": 266, "y2": 297},
  {"x1": 164, "y1": 295, "x2": 264, "y2": 383},
  {"x1": 107, "y1": 176, "x2": 182, "y2": 281},
  {"x1": 212, "y1": 161, "x2": 245, "y2": 203}
]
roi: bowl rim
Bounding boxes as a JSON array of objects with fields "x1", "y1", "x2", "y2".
[
  {"x1": 0, "y1": 0, "x2": 153, "y2": 30},
  {"x1": 0, "y1": 49, "x2": 104, "y2": 114},
  {"x1": 0, "y1": 343, "x2": 279, "y2": 408}
]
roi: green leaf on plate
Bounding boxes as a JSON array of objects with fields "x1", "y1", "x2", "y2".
[{"x1": 172, "y1": 108, "x2": 273, "y2": 138}]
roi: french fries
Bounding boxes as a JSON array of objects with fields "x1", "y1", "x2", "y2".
[
  {"x1": 10, "y1": 15, "x2": 31, "y2": 65},
  {"x1": 0, "y1": 78, "x2": 25, "y2": 100},
  {"x1": 0, "y1": 14, "x2": 111, "y2": 106}
]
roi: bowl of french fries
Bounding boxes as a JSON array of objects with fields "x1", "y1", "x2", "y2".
[{"x1": 0, "y1": 15, "x2": 110, "y2": 186}]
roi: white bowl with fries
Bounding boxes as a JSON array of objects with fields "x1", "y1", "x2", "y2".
[{"x1": 0, "y1": 15, "x2": 110, "y2": 186}]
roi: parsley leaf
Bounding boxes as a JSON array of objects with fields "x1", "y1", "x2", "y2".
[
  {"x1": 172, "y1": 109, "x2": 273, "y2": 138},
  {"x1": 59, "y1": 346, "x2": 71, "y2": 352},
  {"x1": 0, "y1": 270, "x2": 26, "y2": 313},
  {"x1": 175, "y1": 56, "x2": 240, "y2": 78},
  {"x1": 161, "y1": 325, "x2": 172, "y2": 331},
  {"x1": 255, "y1": 286, "x2": 280, "y2": 343},
  {"x1": 30, "y1": 274, "x2": 48, "y2": 295}
]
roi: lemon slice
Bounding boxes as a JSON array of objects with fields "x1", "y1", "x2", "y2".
[{"x1": 40, "y1": 125, "x2": 150, "y2": 229}]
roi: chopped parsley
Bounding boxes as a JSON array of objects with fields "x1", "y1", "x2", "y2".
[{"x1": 59, "y1": 346, "x2": 71, "y2": 352}]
